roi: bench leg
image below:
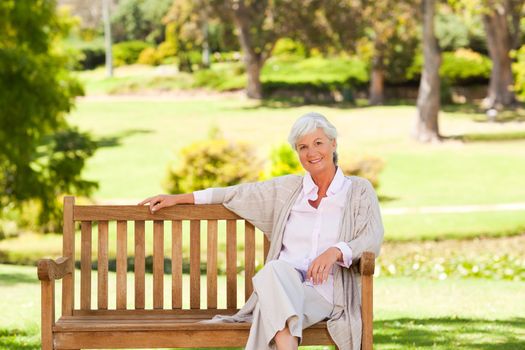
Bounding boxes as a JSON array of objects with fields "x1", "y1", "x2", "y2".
[
  {"x1": 41, "y1": 280, "x2": 55, "y2": 350},
  {"x1": 361, "y1": 274, "x2": 373, "y2": 350}
]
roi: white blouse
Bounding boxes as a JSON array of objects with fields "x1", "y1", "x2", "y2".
[{"x1": 193, "y1": 167, "x2": 353, "y2": 304}]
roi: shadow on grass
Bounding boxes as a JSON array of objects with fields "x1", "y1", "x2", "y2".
[
  {"x1": 95, "y1": 128, "x2": 154, "y2": 148},
  {"x1": 375, "y1": 317, "x2": 525, "y2": 350},
  {"x1": 0, "y1": 329, "x2": 39, "y2": 350},
  {"x1": 443, "y1": 104, "x2": 525, "y2": 123},
  {"x1": 444, "y1": 130, "x2": 525, "y2": 142},
  {"x1": 0, "y1": 270, "x2": 38, "y2": 286}
]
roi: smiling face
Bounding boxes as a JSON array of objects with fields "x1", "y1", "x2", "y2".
[{"x1": 295, "y1": 128, "x2": 337, "y2": 176}]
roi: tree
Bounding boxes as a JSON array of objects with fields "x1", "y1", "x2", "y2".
[
  {"x1": 208, "y1": 0, "x2": 323, "y2": 99},
  {"x1": 111, "y1": 0, "x2": 173, "y2": 43},
  {"x1": 481, "y1": 0, "x2": 523, "y2": 108},
  {"x1": 366, "y1": 0, "x2": 419, "y2": 105},
  {"x1": 321, "y1": 0, "x2": 419, "y2": 105},
  {"x1": 0, "y1": 0, "x2": 97, "y2": 231},
  {"x1": 450, "y1": 0, "x2": 524, "y2": 108},
  {"x1": 415, "y1": 0, "x2": 442, "y2": 142}
]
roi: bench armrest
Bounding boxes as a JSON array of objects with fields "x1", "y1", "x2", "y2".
[
  {"x1": 37, "y1": 257, "x2": 73, "y2": 281},
  {"x1": 359, "y1": 251, "x2": 375, "y2": 276}
]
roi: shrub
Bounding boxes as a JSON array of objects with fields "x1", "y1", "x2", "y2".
[
  {"x1": 211, "y1": 51, "x2": 242, "y2": 63},
  {"x1": 512, "y1": 44, "x2": 525, "y2": 99},
  {"x1": 267, "y1": 144, "x2": 303, "y2": 178},
  {"x1": 112, "y1": 40, "x2": 152, "y2": 66},
  {"x1": 137, "y1": 47, "x2": 159, "y2": 65},
  {"x1": 261, "y1": 56, "x2": 368, "y2": 100},
  {"x1": 272, "y1": 38, "x2": 307, "y2": 58},
  {"x1": 407, "y1": 48, "x2": 491, "y2": 85},
  {"x1": 193, "y1": 62, "x2": 246, "y2": 91},
  {"x1": 156, "y1": 41, "x2": 177, "y2": 63},
  {"x1": 164, "y1": 133, "x2": 262, "y2": 194},
  {"x1": 339, "y1": 155, "x2": 384, "y2": 189}
]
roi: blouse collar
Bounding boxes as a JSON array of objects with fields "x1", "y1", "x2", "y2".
[{"x1": 303, "y1": 166, "x2": 345, "y2": 201}]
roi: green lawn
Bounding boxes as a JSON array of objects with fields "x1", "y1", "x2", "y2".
[
  {"x1": 1, "y1": 264, "x2": 524, "y2": 349},
  {"x1": 65, "y1": 98, "x2": 525, "y2": 241}
]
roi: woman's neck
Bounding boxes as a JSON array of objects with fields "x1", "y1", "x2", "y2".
[{"x1": 311, "y1": 165, "x2": 337, "y2": 196}]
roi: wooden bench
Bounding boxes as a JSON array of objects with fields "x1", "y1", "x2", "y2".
[{"x1": 38, "y1": 196, "x2": 376, "y2": 349}]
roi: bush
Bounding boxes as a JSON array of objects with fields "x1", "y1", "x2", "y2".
[
  {"x1": 193, "y1": 62, "x2": 246, "y2": 91},
  {"x1": 407, "y1": 48, "x2": 491, "y2": 85},
  {"x1": 211, "y1": 51, "x2": 242, "y2": 63},
  {"x1": 266, "y1": 144, "x2": 303, "y2": 178},
  {"x1": 164, "y1": 132, "x2": 262, "y2": 194},
  {"x1": 339, "y1": 155, "x2": 384, "y2": 189},
  {"x1": 261, "y1": 56, "x2": 368, "y2": 100},
  {"x1": 137, "y1": 47, "x2": 159, "y2": 65},
  {"x1": 272, "y1": 38, "x2": 307, "y2": 58},
  {"x1": 512, "y1": 44, "x2": 525, "y2": 99},
  {"x1": 79, "y1": 46, "x2": 106, "y2": 70},
  {"x1": 112, "y1": 40, "x2": 152, "y2": 66}
]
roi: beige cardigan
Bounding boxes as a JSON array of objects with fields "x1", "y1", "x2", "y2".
[{"x1": 204, "y1": 174, "x2": 384, "y2": 350}]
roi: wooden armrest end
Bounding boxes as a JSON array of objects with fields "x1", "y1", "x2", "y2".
[
  {"x1": 38, "y1": 257, "x2": 73, "y2": 281},
  {"x1": 359, "y1": 252, "x2": 375, "y2": 276}
]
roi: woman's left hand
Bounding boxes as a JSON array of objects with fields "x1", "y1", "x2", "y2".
[{"x1": 306, "y1": 247, "x2": 342, "y2": 285}]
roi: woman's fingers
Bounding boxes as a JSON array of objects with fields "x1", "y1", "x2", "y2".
[
  {"x1": 151, "y1": 199, "x2": 166, "y2": 212},
  {"x1": 137, "y1": 196, "x2": 154, "y2": 206}
]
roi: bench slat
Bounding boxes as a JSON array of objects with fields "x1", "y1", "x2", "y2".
[
  {"x1": 244, "y1": 222, "x2": 255, "y2": 301},
  {"x1": 73, "y1": 309, "x2": 240, "y2": 317},
  {"x1": 226, "y1": 220, "x2": 237, "y2": 309},
  {"x1": 62, "y1": 197, "x2": 75, "y2": 316},
  {"x1": 134, "y1": 220, "x2": 145, "y2": 310},
  {"x1": 206, "y1": 220, "x2": 218, "y2": 309},
  {"x1": 153, "y1": 220, "x2": 164, "y2": 309},
  {"x1": 171, "y1": 220, "x2": 182, "y2": 309},
  {"x1": 98, "y1": 221, "x2": 109, "y2": 310},
  {"x1": 75, "y1": 205, "x2": 242, "y2": 221},
  {"x1": 80, "y1": 221, "x2": 92, "y2": 310},
  {"x1": 116, "y1": 221, "x2": 127, "y2": 310},
  {"x1": 190, "y1": 220, "x2": 201, "y2": 309}
]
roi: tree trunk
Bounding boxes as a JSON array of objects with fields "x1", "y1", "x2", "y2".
[
  {"x1": 415, "y1": 0, "x2": 441, "y2": 143},
  {"x1": 369, "y1": 52, "x2": 385, "y2": 105},
  {"x1": 232, "y1": 8, "x2": 264, "y2": 99},
  {"x1": 482, "y1": 0, "x2": 516, "y2": 109},
  {"x1": 245, "y1": 57, "x2": 263, "y2": 99}
]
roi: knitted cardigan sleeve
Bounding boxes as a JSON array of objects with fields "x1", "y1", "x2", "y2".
[
  {"x1": 347, "y1": 179, "x2": 384, "y2": 263},
  {"x1": 206, "y1": 175, "x2": 301, "y2": 237}
]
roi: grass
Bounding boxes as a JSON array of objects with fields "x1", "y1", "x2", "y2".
[
  {"x1": 60, "y1": 98, "x2": 525, "y2": 241},
  {"x1": 1, "y1": 264, "x2": 524, "y2": 349}
]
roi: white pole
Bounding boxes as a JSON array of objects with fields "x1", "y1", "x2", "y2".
[{"x1": 102, "y1": 0, "x2": 113, "y2": 77}]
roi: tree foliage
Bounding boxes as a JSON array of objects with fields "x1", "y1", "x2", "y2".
[
  {"x1": 111, "y1": 0, "x2": 173, "y2": 43},
  {"x1": 0, "y1": 0, "x2": 97, "y2": 231}
]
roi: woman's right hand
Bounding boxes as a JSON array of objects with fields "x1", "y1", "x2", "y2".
[{"x1": 137, "y1": 194, "x2": 179, "y2": 213}]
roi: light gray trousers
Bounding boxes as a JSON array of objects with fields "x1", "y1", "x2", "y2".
[{"x1": 245, "y1": 260, "x2": 333, "y2": 350}]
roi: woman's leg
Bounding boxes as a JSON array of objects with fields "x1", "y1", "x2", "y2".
[
  {"x1": 245, "y1": 260, "x2": 332, "y2": 350},
  {"x1": 274, "y1": 323, "x2": 299, "y2": 350}
]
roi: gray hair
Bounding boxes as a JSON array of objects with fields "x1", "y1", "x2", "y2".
[{"x1": 288, "y1": 112, "x2": 338, "y2": 165}]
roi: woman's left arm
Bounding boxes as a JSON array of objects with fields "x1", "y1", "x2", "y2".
[
  {"x1": 345, "y1": 180, "x2": 384, "y2": 264},
  {"x1": 307, "y1": 180, "x2": 384, "y2": 283}
]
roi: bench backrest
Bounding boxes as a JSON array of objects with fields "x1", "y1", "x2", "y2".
[{"x1": 62, "y1": 196, "x2": 270, "y2": 316}]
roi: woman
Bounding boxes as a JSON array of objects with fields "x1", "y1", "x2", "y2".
[{"x1": 138, "y1": 112, "x2": 384, "y2": 350}]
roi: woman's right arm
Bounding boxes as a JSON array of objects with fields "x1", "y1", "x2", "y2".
[{"x1": 137, "y1": 193, "x2": 195, "y2": 213}]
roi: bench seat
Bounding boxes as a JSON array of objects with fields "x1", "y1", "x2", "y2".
[{"x1": 53, "y1": 314, "x2": 334, "y2": 349}]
